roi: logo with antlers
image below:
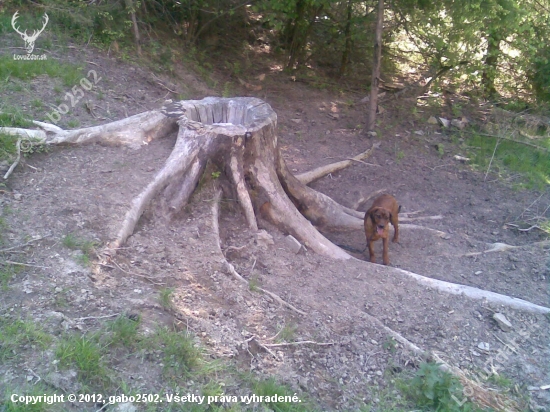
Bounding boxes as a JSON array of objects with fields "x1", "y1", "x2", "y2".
[{"x1": 12, "y1": 11, "x2": 49, "y2": 54}]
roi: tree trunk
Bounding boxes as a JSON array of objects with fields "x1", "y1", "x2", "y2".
[
  {"x1": 339, "y1": 0, "x2": 353, "y2": 77},
  {"x1": 481, "y1": 29, "x2": 502, "y2": 99},
  {"x1": 366, "y1": 0, "x2": 384, "y2": 131}
]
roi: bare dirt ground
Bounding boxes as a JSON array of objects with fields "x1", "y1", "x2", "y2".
[{"x1": 1, "y1": 40, "x2": 549, "y2": 411}]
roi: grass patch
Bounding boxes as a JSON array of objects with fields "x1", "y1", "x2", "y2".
[
  {"x1": 276, "y1": 323, "x2": 297, "y2": 343},
  {"x1": 143, "y1": 326, "x2": 202, "y2": 379},
  {"x1": 104, "y1": 314, "x2": 141, "y2": 348},
  {"x1": 466, "y1": 132, "x2": 550, "y2": 189},
  {"x1": 61, "y1": 233, "x2": 97, "y2": 265},
  {"x1": 0, "y1": 317, "x2": 52, "y2": 361},
  {"x1": 2, "y1": 383, "x2": 58, "y2": 412},
  {"x1": 252, "y1": 378, "x2": 311, "y2": 411},
  {"x1": 0, "y1": 264, "x2": 19, "y2": 291},
  {"x1": 0, "y1": 56, "x2": 83, "y2": 87},
  {"x1": 158, "y1": 287, "x2": 174, "y2": 310},
  {"x1": 0, "y1": 105, "x2": 32, "y2": 128},
  {"x1": 55, "y1": 332, "x2": 111, "y2": 387}
]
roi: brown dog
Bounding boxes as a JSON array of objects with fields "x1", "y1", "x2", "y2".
[{"x1": 364, "y1": 194, "x2": 400, "y2": 265}]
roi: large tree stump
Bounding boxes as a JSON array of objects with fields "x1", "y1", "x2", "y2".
[{"x1": 2, "y1": 96, "x2": 549, "y2": 316}]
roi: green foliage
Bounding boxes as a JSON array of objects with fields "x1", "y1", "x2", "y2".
[{"x1": 402, "y1": 362, "x2": 483, "y2": 411}]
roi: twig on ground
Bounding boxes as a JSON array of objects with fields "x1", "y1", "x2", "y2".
[
  {"x1": 1, "y1": 260, "x2": 49, "y2": 269},
  {"x1": 484, "y1": 137, "x2": 501, "y2": 181},
  {"x1": 263, "y1": 341, "x2": 336, "y2": 348},
  {"x1": 0, "y1": 235, "x2": 50, "y2": 253},
  {"x1": 76, "y1": 313, "x2": 120, "y2": 321}
]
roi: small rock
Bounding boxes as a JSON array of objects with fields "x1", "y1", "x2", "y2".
[
  {"x1": 493, "y1": 313, "x2": 512, "y2": 332},
  {"x1": 453, "y1": 155, "x2": 470, "y2": 162},
  {"x1": 114, "y1": 403, "x2": 137, "y2": 412},
  {"x1": 414, "y1": 130, "x2": 425, "y2": 135},
  {"x1": 256, "y1": 230, "x2": 274, "y2": 248},
  {"x1": 474, "y1": 271, "x2": 482, "y2": 275},
  {"x1": 366, "y1": 131, "x2": 377, "y2": 137},
  {"x1": 439, "y1": 117, "x2": 451, "y2": 128},
  {"x1": 283, "y1": 235, "x2": 303, "y2": 254},
  {"x1": 477, "y1": 342, "x2": 490, "y2": 351},
  {"x1": 13, "y1": 193, "x2": 22, "y2": 201},
  {"x1": 427, "y1": 116, "x2": 438, "y2": 125},
  {"x1": 291, "y1": 118, "x2": 302, "y2": 124}
]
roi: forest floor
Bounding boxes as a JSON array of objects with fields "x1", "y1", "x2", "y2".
[{"x1": 0, "y1": 37, "x2": 549, "y2": 412}]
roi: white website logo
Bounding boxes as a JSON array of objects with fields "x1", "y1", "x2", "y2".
[{"x1": 12, "y1": 11, "x2": 49, "y2": 55}]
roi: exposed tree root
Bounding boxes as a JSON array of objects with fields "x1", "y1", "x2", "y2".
[
  {"x1": 295, "y1": 142, "x2": 380, "y2": 184},
  {"x1": 211, "y1": 187, "x2": 307, "y2": 316},
  {"x1": 3, "y1": 138, "x2": 21, "y2": 180},
  {"x1": 394, "y1": 267, "x2": 550, "y2": 314}
]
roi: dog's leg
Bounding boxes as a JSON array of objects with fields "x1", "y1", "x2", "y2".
[
  {"x1": 391, "y1": 215, "x2": 399, "y2": 243},
  {"x1": 367, "y1": 237, "x2": 376, "y2": 263},
  {"x1": 382, "y1": 236, "x2": 389, "y2": 265}
]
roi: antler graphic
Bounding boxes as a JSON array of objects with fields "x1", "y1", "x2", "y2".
[{"x1": 12, "y1": 11, "x2": 49, "y2": 54}]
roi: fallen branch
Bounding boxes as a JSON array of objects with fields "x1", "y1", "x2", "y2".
[
  {"x1": 3, "y1": 138, "x2": 21, "y2": 179},
  {"x1": 462, "y1": 240, "x2": 550, "y2": 257},
  {"x1": 296, "y1": 142, "x2": 380, "y2": 185},
  {"x1": 211, "y1": 188, "x2": 307, "y2": 316}
]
